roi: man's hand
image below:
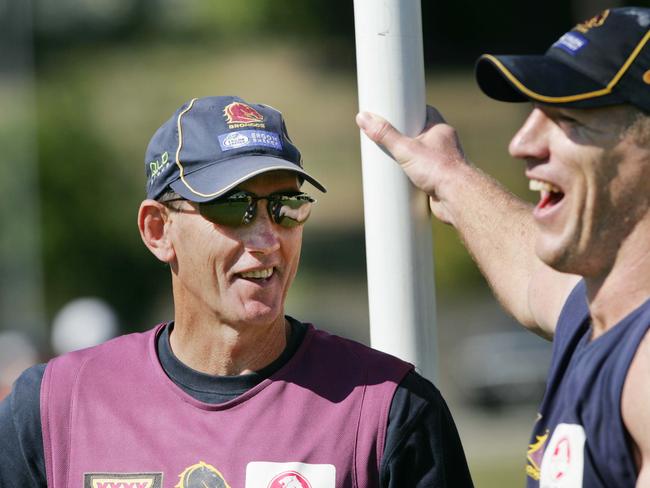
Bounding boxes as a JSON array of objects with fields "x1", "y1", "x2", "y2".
[
  {"x1": 356, "y1": 105, "x2": 577, "y2": 334},
  {"x1": 356, "y1": 106, "x2": 468, "y2": 224}
]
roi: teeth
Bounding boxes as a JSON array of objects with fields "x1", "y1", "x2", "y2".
[
  {"x1": 240, "y1": 268, "x2": 274, "y2": 279},
  {"x1": 529, "y1": 179, "x2": 561, "y2": 193}
]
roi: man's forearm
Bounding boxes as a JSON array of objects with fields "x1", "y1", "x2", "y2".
[{"x1": 439, "y1": 163, "x2": 542, "y2": 329}]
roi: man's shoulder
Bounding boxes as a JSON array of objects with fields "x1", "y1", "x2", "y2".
[
  {"x1": 0, "y1": 363, "x2": 48, "y2": 487},
  {"x1": 389, "y1": 369, "x2": 451, "y2": 429},
  {"x1": 309, "y1": 325, "x2": 412, "y2": 365},
  {"x1": 44, "y1": 326, "x2": 162, "y2": 381},
  {"x1": 621, "y1": 324, "x2": 650, "y2": 472},
  {"x1": 8, "y1": 362, "x2": 47, "y2": 406}
]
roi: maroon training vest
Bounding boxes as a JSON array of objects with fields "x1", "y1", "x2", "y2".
[{"x1": 41, "y1": 324, "x2": 412, "y2": 488}]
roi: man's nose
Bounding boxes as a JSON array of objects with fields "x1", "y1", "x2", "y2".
[
  {"x1": 508, "y1": 107, "x2": 551, "y2": 165},
  {"x1": 242, "y1": 202, "x2": 281, "y2": 254}
]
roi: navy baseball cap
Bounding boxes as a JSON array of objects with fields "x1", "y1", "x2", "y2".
[
  {"x1": 475, "y1": 7, "x2": 650, "y2": 113},
  {"x1": 145, "y1": 96, "x2": 327, "y2": 202}
]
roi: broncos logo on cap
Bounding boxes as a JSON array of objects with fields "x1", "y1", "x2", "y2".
[
  {"x1": 175, "y1": 461, "x2": 231, "y2": 488},
  {"x1": 575, "y1": 9, "x2": 609, "y2": 33},
  {"x1": 224, "y1": 102, "x2": 264, "y2": 124}
]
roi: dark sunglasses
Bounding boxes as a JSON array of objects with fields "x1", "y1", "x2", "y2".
[{"x1": 163, "y1": 191, "x2": 315, "y2": 228}]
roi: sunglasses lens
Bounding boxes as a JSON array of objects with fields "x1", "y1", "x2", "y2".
[
  {"x1": 199, "y1": 193, "x2": 314, "y2": 228},
  {"x1": 199, "y1": 199, "x2": 251, "y2": 227},
  {"x1": 271, "y1": 196, "x2": 313, "y2": 227}
]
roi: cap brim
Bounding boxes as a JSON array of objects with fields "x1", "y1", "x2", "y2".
[
  {"x1": 475, "y1": 54, "x2": 627, "y2": 108},
  {"x1": 170, "y1": 155, "x2": 327, "y2": 203}
]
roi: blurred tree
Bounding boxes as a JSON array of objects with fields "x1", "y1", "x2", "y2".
[
  {"x1": 0, "y1": 0, "x2": 47, "y2": 343},
  {"x1": 29, "y1": 0, "x2": 642, "y2": 65},
  {"x1": 19, "y1": 0, "x2": 643, "y2": 337},
  {"x1": 36, "y1": 87, "x2": 169, "y2": 331}
]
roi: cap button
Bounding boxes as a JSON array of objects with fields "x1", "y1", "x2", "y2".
[{"x1": 643, "y1": 70, "x2": 650, "y2": 85}]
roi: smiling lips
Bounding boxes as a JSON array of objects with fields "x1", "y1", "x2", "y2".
[
  {"x1": 239, "y1": 267, "x2": 274, "y2": 280},
  {"x1": 529, "y1": 178, "x2": 565, "y2": 210}
]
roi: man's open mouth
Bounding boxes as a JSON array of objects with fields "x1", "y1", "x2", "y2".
[{"x1": 529, "y1": 179, "x2": 565, "y2": 209}]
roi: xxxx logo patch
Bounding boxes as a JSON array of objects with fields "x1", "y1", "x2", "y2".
[{"x1": 84, "y1": 472, "x2": 163, "y2": 488}]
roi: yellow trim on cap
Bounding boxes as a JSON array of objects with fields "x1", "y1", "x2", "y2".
[
  {"x1": 483, "y1": 29, "x2": 650, "y2": 104},
  {"x1": 174, "y1": 97, "x2": 214, "y2": 197}
]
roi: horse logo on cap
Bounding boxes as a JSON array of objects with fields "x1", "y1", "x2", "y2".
[
  {"x1": 224, "y1": 102, "x2": 265, "y2": 129},
  {"x1": 575, "y1": 9, "x2": 609, "y2": 33}
]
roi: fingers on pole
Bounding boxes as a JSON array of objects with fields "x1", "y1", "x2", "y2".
[{"x1": 356, "y1": 111, "x2": 407, "y2": 161}]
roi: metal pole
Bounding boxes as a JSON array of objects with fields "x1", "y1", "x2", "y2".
[{"x1": 353, "y1": 0, "x2": 436, "y2": 379}]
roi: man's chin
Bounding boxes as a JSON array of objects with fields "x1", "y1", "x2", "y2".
[
  {"x1": 535, "y1": 239, "x2": 575, "y2": 274},
  {"x1": 233, "y1": 303, "x2": 285, "y2": 328}
]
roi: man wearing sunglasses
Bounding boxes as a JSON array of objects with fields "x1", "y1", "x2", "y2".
[
  {"x1": 357, "y1": 7, "x2": 650, "y2": 488},
  {"x1": 0, "y1": 96, "x2": 473, "y2": 487}
]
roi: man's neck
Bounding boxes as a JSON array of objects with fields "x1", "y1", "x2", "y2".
[
  {"x1": 586, "y1": 224, "x2": 650, "y2": 338},
  {"x1": 168, "y1": 313, "x2": 289, "y2": 376}
]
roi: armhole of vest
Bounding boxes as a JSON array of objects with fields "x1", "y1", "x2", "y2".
[
  {"x1": 41, "y1": 355, "x2": 90, "y2": 488},
  {"x1": 40, "y1": 361, "x2": 55, "y2": 488},
  {"x1": 354, "y1": 360, "x2": 413, "y2": 484},
  {"x1": 556, "y1": 280, "x2": 588, "y2": 334},
  {"x1": 352, "y1": 379, "x2": 368, "y2": 488},
  {"x1": 375, "y1": 364, "x2": 412, "y2": 468}
]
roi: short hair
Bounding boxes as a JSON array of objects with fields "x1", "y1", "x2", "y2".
[
  {"x1": 156, "y1": 189, "x2": 181, "y2": 202},
  {"x1": 625, "y1": 108, "x2": 650, "y2": 147},
  {"x1": 156, "y1": 189, "x2": 185, "y2": 211}
]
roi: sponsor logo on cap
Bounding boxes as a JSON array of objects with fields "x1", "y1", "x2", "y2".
[
  {"x1": 553, "y1": 32, "x2": 588, "y2": 55},
  {"x1": 148, "y1": 151, "x2": 170, "y2": 185},
  {"x1": 175, "y1": 461, "x2": 231, "y2": 488},
  {"x1": 218, "y1": 130, "x2": 283, "y2": 152},
  {"x1": 84, "y1": 472, "x2": 163, "y2": 488},
  {"x1": 221, "y1": 132, "x2": 250, "y2": 149},
  {"x1": 224, "y1": 102, "x2": 265, "y2": 129},
  {"x1": 267, "y1": 471, "x2": 312, "y2": 488},
  {"x1": 575, "y1": 9, "x2": 609, "y2": 33}
]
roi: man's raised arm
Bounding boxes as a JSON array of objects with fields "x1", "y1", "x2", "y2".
[{"x1": 356, "y1": 107, "x2": 578, "y2": 338}]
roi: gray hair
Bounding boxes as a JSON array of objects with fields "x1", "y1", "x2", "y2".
[{"x1": 626, "y1": 108, "x2": 650, "y2": 146}]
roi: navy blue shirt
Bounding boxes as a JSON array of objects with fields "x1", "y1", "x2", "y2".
[
  {"x1": 0, "y1": 318, "x2": 473, "y2": 488},
  {"x1": 526, "y1": 282, "x2": 650, "y2": 487}
]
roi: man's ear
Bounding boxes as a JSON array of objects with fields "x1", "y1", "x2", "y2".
[{"x1": 138, "y1": 200, "x2": 175, "y2": 263}]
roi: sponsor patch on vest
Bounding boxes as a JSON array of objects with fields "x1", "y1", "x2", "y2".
[
  {"x1": 176, "y1": 461, "x2": 231, "y2": 488},
  {"x1": 246, "y1": 462, "x2": 335, "y2": 488},
  {"x1": 539, "y1": 423, "x2": 586, "y2": 487},
  {"x1": 83, "y1": 472, "x2": 163, "y2": 488}
]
